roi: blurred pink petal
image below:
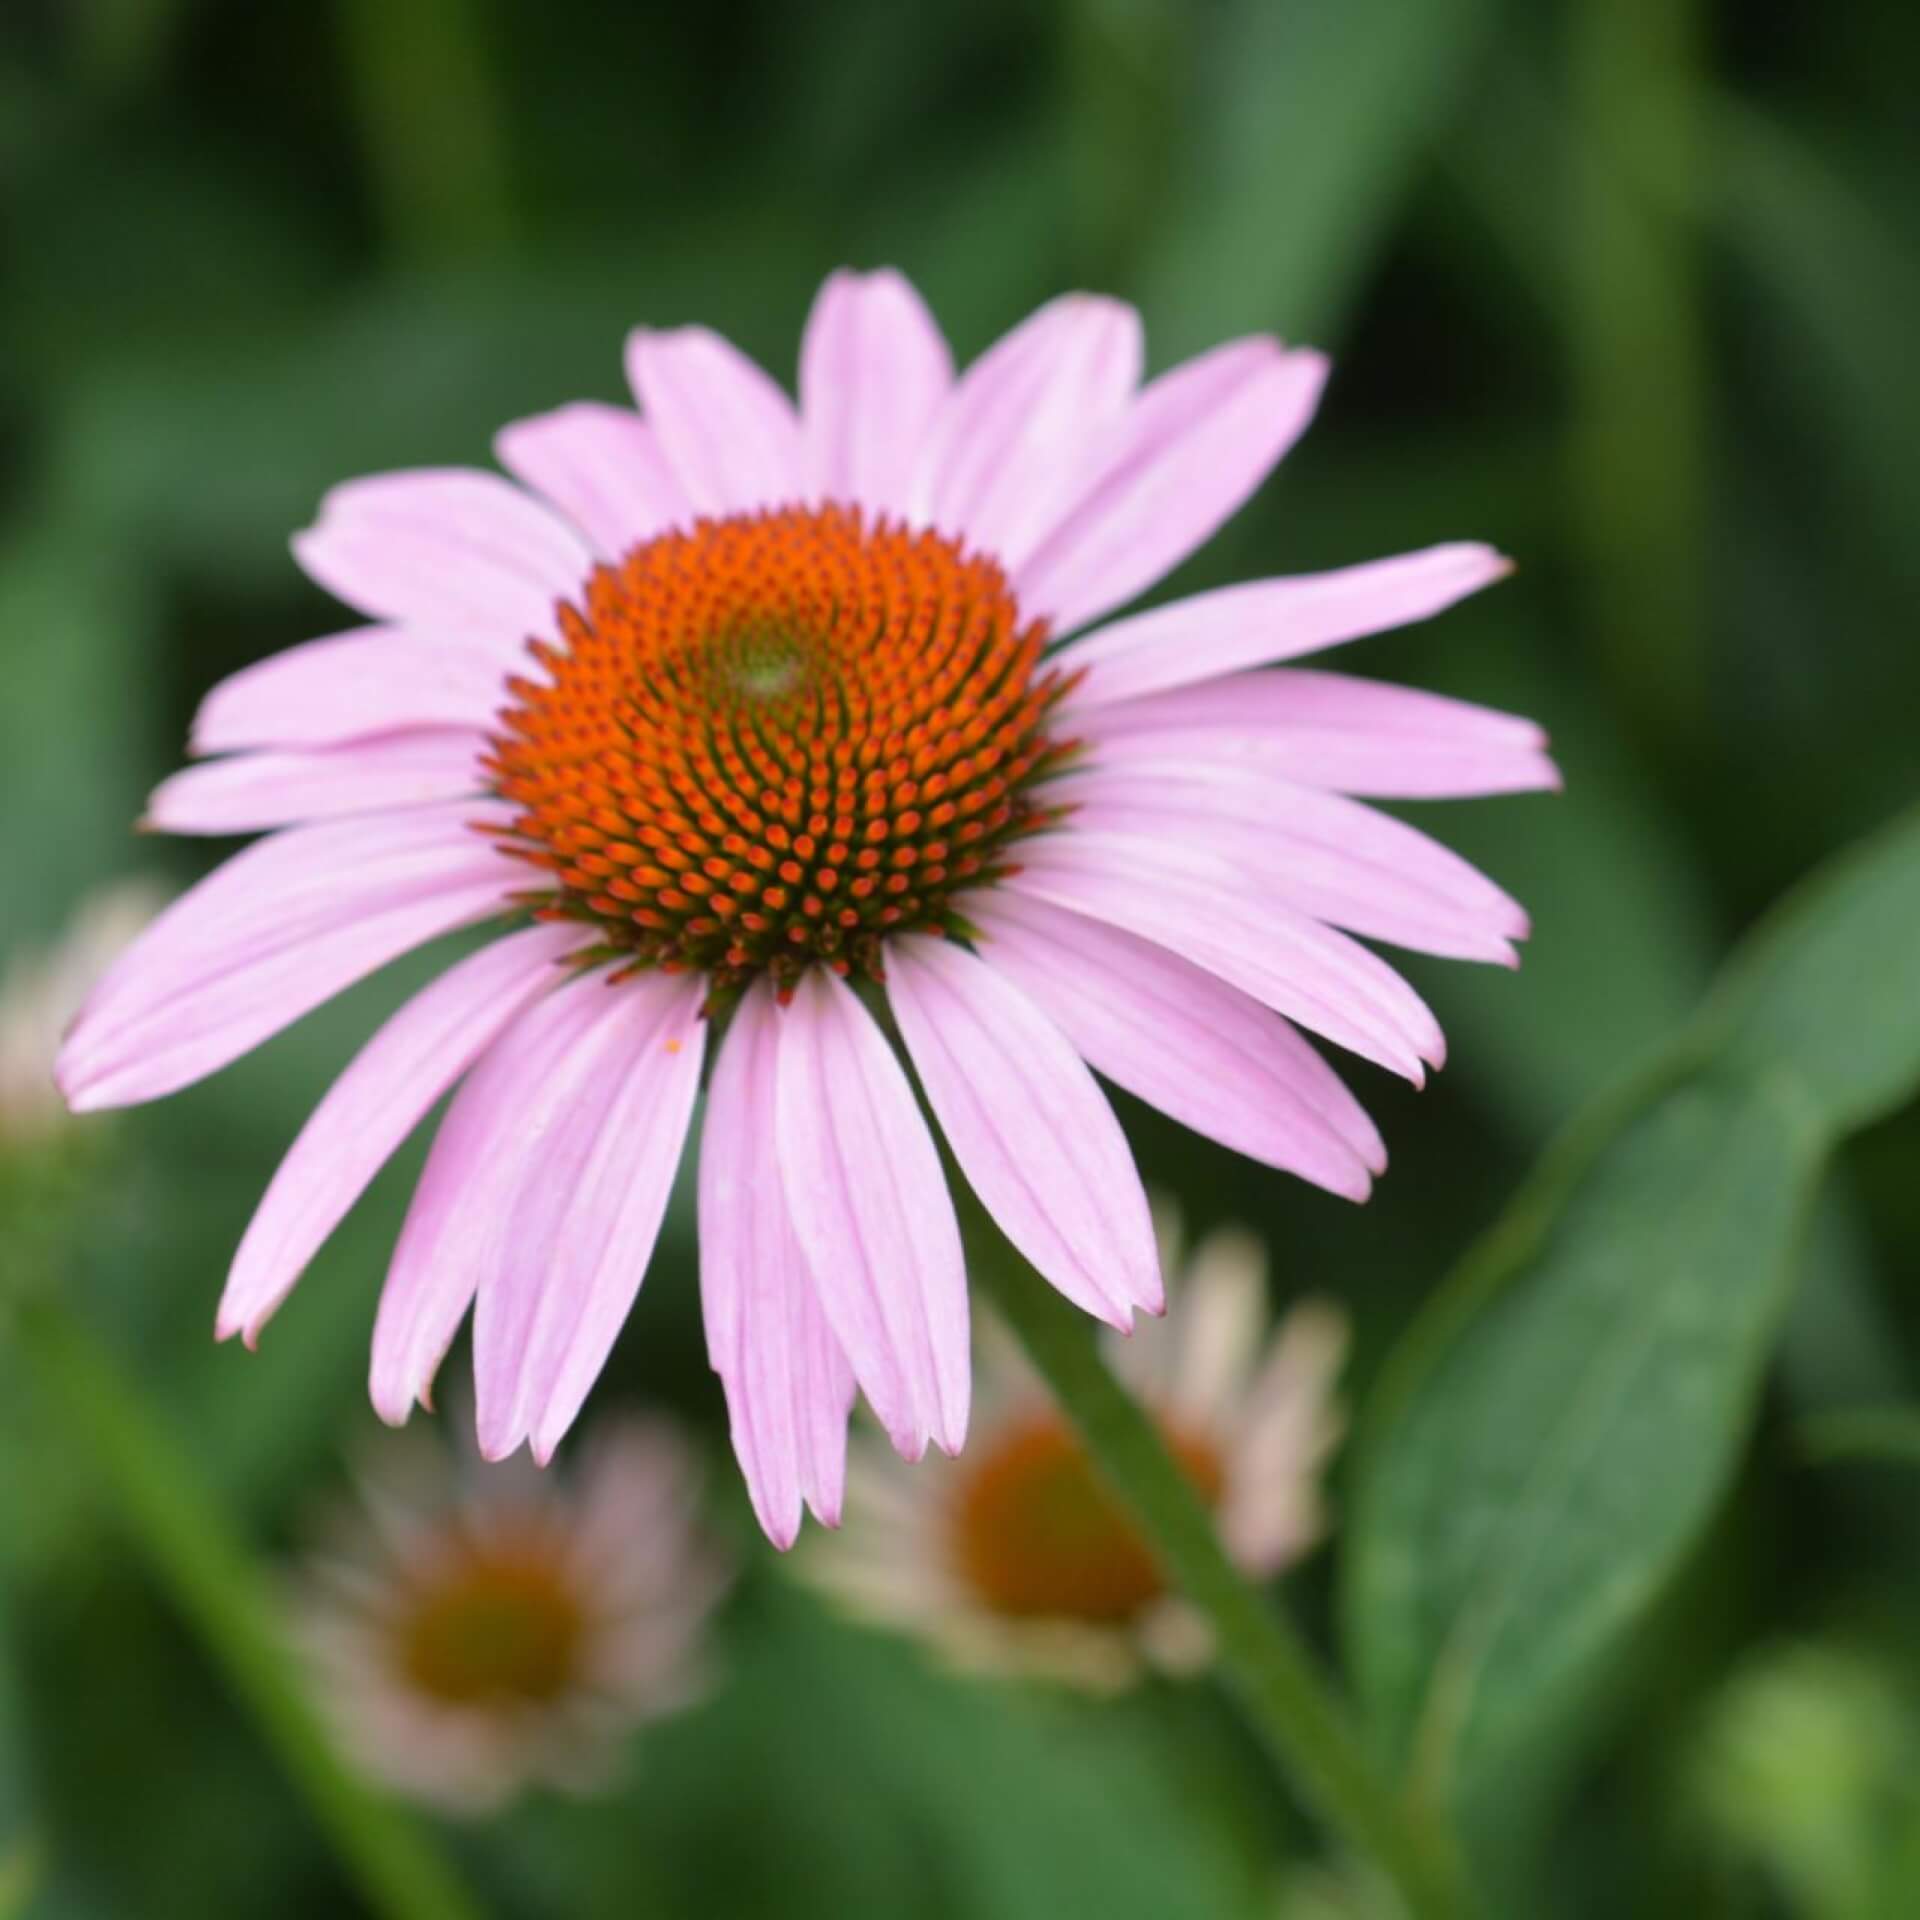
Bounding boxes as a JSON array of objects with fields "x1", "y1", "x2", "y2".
[
  {"x1": 1014, "y1": 338, "x2": 1328, "y2": 636},
  {"x1": 1063, "y1": 764, "x2": 1528, "y2": 963},
  {"x1": 914, "y1": 293, "x2": 1142, "y2": 559},
  {"x1": 967, "y1": 890, "x2": 1382, "y2": 1197},
  {"x1": 1009, "y1": 833, "x2": 1445, "y2": 1081},
  {"x1": 496, "y1": 401, "x2": 691, "y2": 557},
  {"x1": 887, "y1": 934, "x2": 1160, "y2": 1327},
  {"x1": 775, "y1": 967, "x2": 969, "y2": 1461},
  {"x1": 370, "y1": 973, "x2": 618, "y2": 1425},
  {"x1": 700, "y1": 980, "x2": 856, "y2": 1547},
  {"x1": 149, "y1": 729, "x2": 487, "y2": 833},
  {"x1": 57, "y1": 803, "x2": 515, "y2": 1110},
  {"x1": 1056, "y1": 542, "x2": 1512, "y2": 706},
  {"x1": 801, "y1": 268, "x2": 953, "y2": 518},
  {"x1": 190, "y1": 627, "x2": 510, "y2": 754},
  {"x1": 1076, "y1": 666, "x2": 1558, "y2": 797},
  {"x1": 293, "y1": 469, "x2": 592, "y2": 647},
  {"x1": 625, "y1": 325, "x2": 804, "y2": 516},
  {"x1": 217, "y1": 924, "x2": 585, "y2": 1348},
  {"x1": 473, "y1": 969, "x2": 706, "y2": 1465}
]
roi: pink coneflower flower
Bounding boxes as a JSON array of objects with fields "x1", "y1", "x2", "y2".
[
  {"x1": 57, "y1": 270, "x2": 1553, "y2": 1545},
  {"x1": 2, "y1": 882, "x2": 161, "y2": 1149},
  {"x1": 801, "y1": 1216, "x2": 1348, "y2": 1690},
  {"x1": 290, "y1": 1415, "x2": 724, "y2": 1813}
]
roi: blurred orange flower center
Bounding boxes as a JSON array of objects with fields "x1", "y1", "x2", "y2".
[
  {"x1": 398, "y1": 1539, "x2": 587, "y2": 1707},
  {"x1": 488, "y1": 504, "x2": 1075, "y2": 998},
  {"x1": 949, "y1": 1412, "x2": 1224, "y2": 1623}
]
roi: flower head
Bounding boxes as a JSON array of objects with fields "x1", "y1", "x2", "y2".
[
  {"x1": 290, "y1": 1415, "x2": 724, "y2": 1812},
  {"x1": 801, "y1": 1216, "x2": 1348, "y2": 1689},
  {"x1": 56, "y1": 269, "x2": 1553, "y2": 1543},
  {"x1": 2, "y1": 882, "x2": 162, "y2": 1150}
]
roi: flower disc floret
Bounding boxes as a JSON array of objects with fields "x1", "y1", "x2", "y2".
[{"x1": 489, "y1": 503, "x2": 1075, "y2": 995}]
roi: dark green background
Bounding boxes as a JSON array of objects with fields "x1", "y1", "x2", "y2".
[{"x1": 4, "y1": 1, "x2": 1917, "y2": 1914}]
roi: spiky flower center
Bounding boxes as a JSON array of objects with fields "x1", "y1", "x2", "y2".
[
  {"x1": 949, "y1": 1413, "x2": 1224, "y2": 1624},
  {"x1": 397, "y1": 1529, "x2": 586, "y2": 1708},
  {"x1": 489, "y1": 504, "x2": 1075, "y2": 997}
]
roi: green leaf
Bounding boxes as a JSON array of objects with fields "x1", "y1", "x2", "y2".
[
  {"x1": 1135, "y1": 0, "x2": 1501, "y2": 350},
  {"x1": 1343, "y1": 802, "x2": 1920, "y2": 1863},
  {"x1": 1797, "y1": 1407, "x2": 1920, "y2": 1471}
]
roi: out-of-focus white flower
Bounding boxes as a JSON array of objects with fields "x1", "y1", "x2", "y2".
[
  {"x1": 800, "y1": 1211, "x2": 1348, "y2": 1690},
  {"x1": 290, "y1": 1415, "x2": 727, "y2": 1814},
  {"x1": 1, "y1": 884, "x2": 162, "y2": 1149}
]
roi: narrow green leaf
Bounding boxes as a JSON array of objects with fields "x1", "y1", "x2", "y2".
[
  {"x1": 1798, "y1": 1407, "x2": 1920, "y2": 1471},
  {"x1": 1135, "y1": 0, "x2": 1500, "y2": 350},
  {"x1": 1344, "y1": 802, "x2": 1920, "y2": 1859},
  {"x1": 1707, "y1": 807, "x2": 1920, "y2": 1133}
]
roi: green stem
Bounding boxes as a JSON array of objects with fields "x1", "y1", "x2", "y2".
[
  {"x1": 965, "y1": 1212, "x2": 1466, "y2": 1919},
  {"x1": 14, "y1": 1299, "x2": 484, "y2": 1920},
  {"x1": 1568, "y1": 0, "x2": 1710, "y2": 762}
]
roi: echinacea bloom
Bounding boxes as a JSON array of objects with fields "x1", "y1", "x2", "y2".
[
  {"x1": 801, "y1": 1217, "x2": 1348, "y2": 1690},
  {"x1": 57, "y1": 269, "x2": 1554, "y2": 1545},
  {"x1": 2, "y1": 882, "x2": 161, "y2": 1148},
  {"x1": 290, "y1": 1415, "x2": 724, "y2": 1813}
]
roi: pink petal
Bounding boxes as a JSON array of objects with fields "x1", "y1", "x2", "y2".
[
  {"x1": 216, "y1": 924, "x2": 586, "y2": 1347},
  {"x1": 625, "y1": 326, "x2": 805, "y2": 517},
  {"x1": 494, "y1": 401, "x2": 690, "y2": 558},
  {"x1": 1054, "y1": 544, "x2": 1513, "y2": 707},
  {"x1": 57, "y1": 802, "x2": 516, "y2": 1111},
  {"x1": 369, "y1": 971, "x2": 617, "y2": 1425},
  {"x1": 800, "y1": 269, "x2": 953, "y2": 520},
  {"x1": 471, "y1": 971, "x2": 707, "y2": 1464},
  {"x1": 699, "y1": 980, "x2": 857, "y2": 1546},
  {"x1": 190, "y1": 628, "x2": 510, "y2": 755},
  {"x1": 1075, "y1": 666, "x2": 1558, "y2": 798},
  {"x1": 1013, "y1": 339, "x2": 1329, "y2": 637},
  {"x1": 773, "y1": 967, "x2": 969, "y2": 1460},
  {"x1": 965, "y1": 890, "x2": 1382, "y2": 1197},
  {"x1": 292, "y1": 470, "x2": 593, "y2": 649},
  {"x1": 148, "y1": 730, "x2": 488, "y2": 834},
  {"x1": 911, "y1": 293, "x2": 1142, "y2": 562},
  {"x1": 886, "y1": 935, "x2": 1160, "y2": 1328},
  {"x1": 1007, "y1": 831, "x2": 1444, "y2": 1082},
  {"x1": 1061, "y1": 765, "x2": 1528, "y2": 963}
]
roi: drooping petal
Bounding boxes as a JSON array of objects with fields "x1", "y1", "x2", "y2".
[
  {"x1": 699, "y1": 980, "x2": 856, "y2": 1546},
  {"x1": 912, "y1": 293, "x2": 1142, "y2": 561},
  {"x1": 148, "y1": 730, "x2": 488, "y2": 834},
  {"x1": 1220, "y1": 1298, "x2": 1349, "y2": 1574},
  {"x1": 472, "y1": 969, "x2": 707, "y2": 1465},
  {"x1": 190, "y1": 629, "x2": 511, "y2": 755},
  {"x1": 800, "y1": 269, "x2": 953, "y2": 520},
  {"x1": 292, "y1": 470, "x2": 593, "y2": 648},
  {"x1": 216, "y1": 924, "x2": 586, "y2": 1347},
  {"x1": 495, "y1": 402, "x2": 691, "y2": 558},
  {"x1": 1013, "y1": 339, "x2": 1329, "y2": 637},
  {"x1": 625, "y1": 326, "x2": 805, "y2": 517},
  {"x1": 1074, "y1": 666, "x2": 1558, "y2": 798},
  {"x1": 773, "y1": 967, "x2": 969, "y2": 1460},
  {"x1": 1007, "y1": 831, "x2": 1445, "y2": 1082},
  {"x1": 57, "y1": 802, "x2": 517, "y2": 1111},
  {"x1": 1162, "y1": 1227, "x2": 1270, "y2": 1425},
  {"x1": 1053, "y1": 543, "x2": 1513, "y2": 707},
  {"x1": 369, "y1": 971, "x2": 618, "y2": 1425},
  {"x1": 1062, "y1": 764, "x2": 1528, "y2": 963},
  {"x1": 965, "y1": 889, "x2": 1382, "y2": 1196},
  {"x1": 886, "y1": 935, "x2": 1160, "y2": 1328}
]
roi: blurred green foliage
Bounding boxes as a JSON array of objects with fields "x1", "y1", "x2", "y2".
[{"x1": 4, "y1": 0, "x2": 1919, "y2": 1915}]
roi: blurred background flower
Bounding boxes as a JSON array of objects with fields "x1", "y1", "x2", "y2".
[
  {"x1": 289, "y1": 1414, "x2": 725, "y2": 1814},
  {"x1": 0, "y1": 881, "x2": 160, "y2": 1152},
  {"x1": 803, "y1": 1216, "x2": 1346, "y2": 1689}
]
